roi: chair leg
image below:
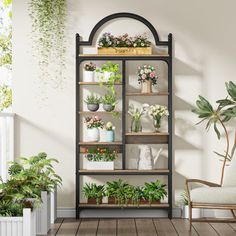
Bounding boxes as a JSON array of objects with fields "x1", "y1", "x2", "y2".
[
  {"x1": 189, "y1": 204, "x2": 192, "y2": 231},
  {"x1": 231, "y1": 210, "x2": 236, "y2": 218}
]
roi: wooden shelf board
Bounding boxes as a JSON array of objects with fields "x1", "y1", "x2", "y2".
[
  {"x1": 79, "y1": 141, "x2": 122, "y2": 146},
  {"x1": 126, "y1": 132, "x2": 169, "y2": 136},
  {"x1": 78, "y1": 169, "x2": 169, "y2": 175},
  {"x1": 79, "y1": 82, "x2": 122, "y2": 85},
  {"x1": 78, "y1": 111, "x2": 121, "y2": 115},
  {"x1": 126, "y1": 92, "x2": 169, "y2": 96},
  {"x1": 79, "y1": 54, "x2": 169, "y2": 57},
  {"x1": 79, "y1": 203, "x2": 169, "y2": 208}
]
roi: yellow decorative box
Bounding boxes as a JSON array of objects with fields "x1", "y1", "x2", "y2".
[{"x1": 97, "y1": 47, "x2": 152, "y2": 55}]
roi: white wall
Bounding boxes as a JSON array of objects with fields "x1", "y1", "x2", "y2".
[{"x1": 13, "y1": 0, "x2": 236, "y2": 211}]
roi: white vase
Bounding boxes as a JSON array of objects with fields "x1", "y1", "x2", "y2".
[
  {"x1": 99, "y1": 128, "x2": 107, "y2": 142},
  {"x1": 86, "y1": 128, "x2": 99, "y2": 142},
  {"x1": 83, "y1": 70, "x2": 94, "y2": 82},
  {"x1": 103, "y1": 71, "x2": 114, "y2": 82}
]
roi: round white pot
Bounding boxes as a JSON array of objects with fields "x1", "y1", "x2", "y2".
[
  {"x1": 86, "y1": 128, "x2": 99, "y2": 142},
  {"x1": 83, "y1": 70, "x2": 94, "y2": 82},
  {"x1": 103, "y1": 71, "x2": 114, "y2": 82}
]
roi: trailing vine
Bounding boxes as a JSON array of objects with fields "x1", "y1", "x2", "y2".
[{"x1": 28, "y1": 0, "x2": 67, "y2": 87}]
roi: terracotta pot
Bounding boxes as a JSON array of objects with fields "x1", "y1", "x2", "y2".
[
  {"x1": 141, "y1": 80, "x2": 152, "y2": 93},
  {"x1": 108, "y1": 197, "x2": 116, "y2": 204},
  {"x1": 87, "y1": 198, "x2": 102, "y2": 204}
]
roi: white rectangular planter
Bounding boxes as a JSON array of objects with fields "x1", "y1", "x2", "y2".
[
  {"x1": 36, "y1": 191, "x2": 51, "y2": 235},
  {"x1": 182, "y1": 205, "x2": 202, "y2": 219},
  {"x1": 0, "y1": 208, "x2": 36, "y2": 236},
  {"x1": 50, "y1": 189, "x2": 57, "y2": 224},
  {"x1": 86, "y1": 161, "x2": 114, "y2": 170}
]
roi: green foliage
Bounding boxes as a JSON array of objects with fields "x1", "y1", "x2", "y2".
[
  {"x1": 0, "y1": 30, "x2": 12, "y2": 67},
  {"x1": 28, "y1": 0, "x2": 67, "y2": 84},
  {"x1": 102, "y1": 93, "x2": 117, "y2": 106},
  {"x1": 143, "y1": 180, "x2": 167, "y2": 204},
  {"x1": 180, "y1": 190, "x2": 189, "y2": 206},
  {"x1": 84, "y1": 94, "x2": 101, "y2": 105},
  {"x1": 85, "y1": 147, "x2": 117, "y2": 162},
  {"x1": 0, "y1": 200, "x2": 23, "y2": 217},
  {"x1": 131, "y1": 186, "x2": 144, "y2": 205},
  {"x1": 0, "y1": 84, "x2": 12, "y2": 111},
  {"x1": 82, "y1": 183, "x2": 105, "y2": 205}
]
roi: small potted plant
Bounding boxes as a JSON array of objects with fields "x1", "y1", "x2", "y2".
[
  {"x1": 104, "y1": 122, "x2": 115, "y2": 142},
  {"x1": 128, "y1": 103, "x2": 149, "y2": 132},
  {"x1": 148, "y1": 104, "x2": 169, "y2": 132},
  {"x1": 83, "y1": 62, "x2": 96, "y2": 82},
  {"x1": 84, "y1": 116, "x2": 104, "y2": 142},
  {"x1": 131, "y1": 186, "x2": 144, "y2": 206},
  {"x1": 142, "y1": 180, "x2": 167, "y2": 205},
  {"x1": 100, "y1": 61, "x2": 121, "y2": 82},
  {"x1": 84, "y1": 93, "x2": 101, "y2": 112},
  {"x1": 137, "y1": 65, "x2": 158, "y2": 93},
  {"x1": 85, "y1": 147, "x2": 117, "y2": 170},
  {"x1": 102, "y1": 93, "x2": 117, "y2": 112},
  {"x1": 82, "y1": 183, "x2": 105, "y2": 205}
]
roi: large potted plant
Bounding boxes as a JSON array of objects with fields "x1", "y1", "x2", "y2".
[
  {"x1": 82, "y1": 183, "x2": 105, "y2": 205},
  {"x1": 98, "y1": 33, "x2": 152, "y2": 55},
  {"x1": 85, "y1": 147, "x2": 117, "y2": 170}
]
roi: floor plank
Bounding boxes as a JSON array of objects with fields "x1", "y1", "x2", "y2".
[
  {"x1": 117, "y1": 219, "x2": 137, "y2": 236},
  {"x1": 97, "y1": 219, "x2": 117, "y2": 236},
  {"x1": 47, "y1": 218, "x2": 63, "y2": 236},
  {"x1": 211, "y1": 223, "x2": 236, "y2": 236},
  {"x1": 192, "y1": 222, "x2": 218, "y2": 236},
  {"x1": 153, "y1": 218, "x2": 177, "y2": 236},
  {"x1": 229, "y1": 223, "x2": 236, "y2": 231},
  {"x1": 56, "y1": 218, "x2": 80, "y2": 236},
  {"x1": 135, "y1": 219, "x2": 157, "y2": 236},
  {"x1": 171, "y1": 219, "x2": 198, "y2": 236},
  {"x1": 76, "y1": 219, "x2": 98, "y2": 236}
]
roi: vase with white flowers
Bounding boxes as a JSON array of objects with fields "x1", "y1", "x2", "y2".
[
  {"x1": 128, "y1": 104, "x2": 149, "y2": 132},
  {"x1": 105, "y1": 122, "x2": 115, "y2": 142},
  {"x1": 83, "y1": 62, "x2": 96, "y2": 82},
  {"x1": 148, "y1": 105, "x2": 169, "y2": 132},
  {"x1": 84, "y1": 116, "x2": 104, "y2": 142},
  {"x1": 137, "y1": 65, "x2": 158, "y2": 93}
]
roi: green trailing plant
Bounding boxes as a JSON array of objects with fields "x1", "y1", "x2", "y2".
[
  {"x1": 0, "y1": 84, "x2": 12, "y2": 111},
  {"x1": 28, "y1": 0, "x2": 67, "y2": 85},
  {"x1": 143, "y1": 180, "x2": 167, "y2": 205},
  {"x1": 84, "y1": 94, "x2": 101, "y2": 105},
  {"x1": 102, "y1": 93, "x2": 117, "y2": 106},
  {"x1": 192, "y1": 81, "x2": 236, "y2": 185},
  {"x1": 82, "y1": 183, "x2": 105, "y2": 205}
]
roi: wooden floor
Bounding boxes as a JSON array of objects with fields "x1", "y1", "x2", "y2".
[{"x1": 46, "y1": 218, "x2": 236, "y2": 236}]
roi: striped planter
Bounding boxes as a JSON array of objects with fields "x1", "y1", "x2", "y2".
[
  {"x1": 50, "y1": 189, "x2": 57, "y2": 224},
  {"x1": 0, "y1": 208, "x2": 36, "y2": 236}
]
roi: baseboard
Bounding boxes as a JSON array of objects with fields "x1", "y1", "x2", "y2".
[{"x1": 57, "y1": 207, "x2": 181, "y2": 218}]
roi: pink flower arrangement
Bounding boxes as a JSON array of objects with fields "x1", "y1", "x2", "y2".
[
  {"x1": 84, "y1": 116, "x2": 104, "y2": 129},
  {"x1": 137, "y1": 65, "x2": 158, "y2": 85}
]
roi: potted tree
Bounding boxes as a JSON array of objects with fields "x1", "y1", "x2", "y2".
[
  {"x1": 84, "y1": 93, "x2": 101, "y2": 112},
  {"x1": 82, "y1": 183, "x2": 105, "y2": 205},
  {"x1": 83, "y1": 62, "x2": 96, "y2": 82}
]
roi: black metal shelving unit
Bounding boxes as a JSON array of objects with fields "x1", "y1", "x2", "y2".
[{"x1": 76, "y1": 12, "x2": 173, "y2": 219}]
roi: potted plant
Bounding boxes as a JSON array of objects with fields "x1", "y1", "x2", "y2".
[
  {"x1": 83, "y1": 62, "x2": 96, "y2": 82},
  {"x1": 82, "y1": 183, "x2": 105, "y2": 205},
  {"x1": 84, "y1": 93, "x2": 101, "y2": 112},
  {"x1": 100, "y1": 61, "x2": 121, "y2": 83},
  {"x1": 85, "y1": 147, "x2": 117, "y2": 170},
  {"x1": 148, "y1": 104, "x2": 169, "y2": 132},
  {"x1": 97, "y1": 33, "x2": 152, "y2": 55},
  {"x1": 102, "y1": 93, "x2": 117, "y2": 112},
  {"x1": 131, "y1": 186, "x2": 144, "y2": 206},
  {"x1": 128, "y1": 103, "x2": 149, "y2": 132},
  {"x1": 104, "y1": 122, "x2": 115, "y2": 142},
  {"x1": 142, "y1": 180, "x2": 167, "y2": 205},
  {"x1": 137, "y1": 65, "x2": 158, "y2": 93},
  {"x1": 84, "y1": 116, "x2": 104, "y2": 142}
]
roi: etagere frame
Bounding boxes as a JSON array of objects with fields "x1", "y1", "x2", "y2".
[{"x1": 76, "y1": 12, "x2": 173, "y2": 219}]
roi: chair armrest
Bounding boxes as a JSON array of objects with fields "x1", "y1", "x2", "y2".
[{"x1": 186, "y1": 179, "x2": 221, "y2": 187}]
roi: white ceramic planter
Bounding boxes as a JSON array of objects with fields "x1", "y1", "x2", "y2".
[
  {"x1": 83, "y1": 70, "x2": 94, "y2": 82},
  {"x1": 182, "y1": 205, "x2": 202, "y2": 219},
  {"x1": 86, "y1": 161, "x2": 114, "y2": 170},
  {"x1": 0, "y1": 208, "x2": 36, "y2": 236},
  {"x1": 36, "y1": 191, "x2": 51, "y2": 235},
  {"x1": 50, "y1": 189, "x2": 57, "y2": 224},
  {"x1": 86, "y1": 128, "x2": 99, "y2": 142}
]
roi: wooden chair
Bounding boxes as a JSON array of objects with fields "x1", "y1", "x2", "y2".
[{"x1": 186, "y1": 154, "x2": 236, "y2": 229}]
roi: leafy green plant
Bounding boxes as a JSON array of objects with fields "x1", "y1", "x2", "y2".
[
  {"x1": 82, "y1": 183, "x2": 105, "y2": 205},
  {"x1": 85, "y1": 147, "x2": 118, "y2": 162},
  {"x1": 131, "y1": 186, "x2": 144, "y2": 206},
  {"x1": 0, "y1": 200, "x2": 23, "y2": 217},
  {"x1": 102, "y1": 93, "x2": 117, "y2": 106},
  {"x1": 180, "y1": 190, "x2": 189, "y2": 206},
  {"x1": 28, "y1": 0, "x2": 67, "y2": 85},
  {"x1": 0, "y1": 84, "x2": 12, "y2": 111},
  {"x1": 84, "y1": 94, "x2": 101, "y2": 105},
  {"x1": 143, "y1": 180, "x2": 167, "y2": 204},
  {"x1": 192, "y1": 81, "x2": 236, "y2": 185}
]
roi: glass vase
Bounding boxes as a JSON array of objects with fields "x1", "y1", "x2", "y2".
[
  {"x1": 153, "y1": 118, "x2": 161, "y2": 132},
  {"x1": 131, "y1": 118, "x2": 142, "y2": 132}
]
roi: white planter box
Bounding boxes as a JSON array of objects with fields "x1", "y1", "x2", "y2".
[
  {"x1": 50, "y1": 189, "x2": 57, "y2": 224},
  {"x1": 0, "y1": 208, "x2": 36, "y2": 236},
  {"x1": 36, "y1": 191, "x2": 51, "y2": 235},
  {"x1": 86, "y1": 161, "x2": 114, "y2": 170},
  {"x1": 182, "y1": 205, "x2": 202, "y2": 219}
]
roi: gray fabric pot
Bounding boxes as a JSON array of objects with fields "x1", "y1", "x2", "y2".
[
  {"x1": 103, "y1": 104, "x2": 115, "y2": 112},
  {"x1": 87, "y1": 104, "x2": 99, "y2": 112}
]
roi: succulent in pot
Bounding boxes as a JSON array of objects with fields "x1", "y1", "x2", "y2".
[
  {"x1": 84, "y1": 93, "x2": 101, "y2": 112},
  {"x1": 102, "y1": 93, "x2": 116, "y2": 112},
  {"x1": 82, "y1": 183, "x2": 105, "y2": 205},
  {"x1": 83, "y1": 62, "x2": 96, "y2": 82}
]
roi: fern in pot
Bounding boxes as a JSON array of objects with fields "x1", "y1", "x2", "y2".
[
  {"x1": 84, "y1": 94, "x2": 101, "y2": 112},
  {"x1": 102, "y1": 93, "x2": 117, "y2": 112}
]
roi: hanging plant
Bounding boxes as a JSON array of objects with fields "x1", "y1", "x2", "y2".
[{"x1": 28, "y1": 0, "x2": 67, "y2": 86}]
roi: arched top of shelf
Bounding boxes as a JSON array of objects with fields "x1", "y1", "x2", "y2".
[{"x1": 79, "y1": 12, "x2": 169, "y2": 46}]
